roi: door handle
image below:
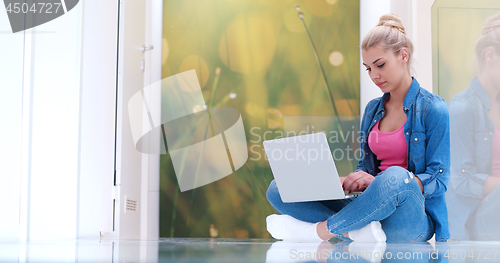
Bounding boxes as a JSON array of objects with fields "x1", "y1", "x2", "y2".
[{"x1": 142, "y1": 44, "x2": 154, "y2": 52}]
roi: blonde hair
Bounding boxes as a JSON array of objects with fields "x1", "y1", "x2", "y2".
[
  {"x1": 475, "y1": 13, "x2": 500, "y2": 70},
  {"x1": 361, "y1": 14, "x2": 414, "y2": 69}
]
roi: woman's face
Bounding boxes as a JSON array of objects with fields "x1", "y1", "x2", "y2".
[
  {"x1": 362, "y1": 45, "x2": 409, "y2": 94},
  {"x1": 484, "y1": 48, "x2": 500, "y2": 89}
]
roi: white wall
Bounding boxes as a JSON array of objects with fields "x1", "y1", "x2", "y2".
[
  {"x1": 77, "y1": 0, "x2": 119, "y2": 239},
  {"x1": 359, "y1": 0, "x2": 391, "y2": 114},
  {"x1": 0, "y1": 0, "x2": 121, "y2": 242},
  {"x1": 412, "y1": 0, "x2": 435, "y2": 93},
  {"x1": 0, "y1": 3, "x2": 23, "y2": 242},
  {"x1": 27, "y1": 3, "x2": 83, "y2": 242},
  {"x1": 393, "y1": 0, "x2": 435, "y2": 92},
  {"x1": 0, "y1": 1, "x2": 84, "y2": 242}
]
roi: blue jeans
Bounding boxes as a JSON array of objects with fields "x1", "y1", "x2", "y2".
[{"x1": 266, "y1": 166, "x2": 435, "y2": 242}]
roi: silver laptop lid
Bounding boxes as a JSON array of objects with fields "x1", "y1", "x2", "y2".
[{"x1": 263, "y1": 132, "x2": 347, "y2": 202}]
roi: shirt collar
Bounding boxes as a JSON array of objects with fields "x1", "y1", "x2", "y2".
[
  {"x1": 376, "y1": 77, "x2": 420, "y2": 114},
  {"x1": 471, "y1": 77, "x2": 492, "y2": 110}
]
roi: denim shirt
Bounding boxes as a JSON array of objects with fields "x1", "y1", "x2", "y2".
[
  {"x1": 445, "y1": 78, "x2": 495, "y2": 239},
  {"x1": 448, "y1": 77, "x2": 495, "y2": 198},
  {"x1": 356, "y1": 78, "x2": 451, "y2": 242}
]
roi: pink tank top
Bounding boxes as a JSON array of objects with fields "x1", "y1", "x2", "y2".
[
  {"x1": 492, "y1": 127, "x2": 500, "y2": 177},
  {"x1": 368, "y1": 121, "x2": 408, "y2": 173}
]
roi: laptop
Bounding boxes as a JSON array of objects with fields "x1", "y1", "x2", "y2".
[{"x1": 263, "y1": 132, "x2": 360, "y2": 203}]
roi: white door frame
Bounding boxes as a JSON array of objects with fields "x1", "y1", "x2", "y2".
[{"x1": 114, "y1": 0, "x2": 162, "y2": 240}]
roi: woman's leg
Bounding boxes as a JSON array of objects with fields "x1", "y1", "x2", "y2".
[
  {"x1": 266, "y1": 179, "x2": 353, "y2": 241},
  {"x1": 266, "y1": 179, "x2": 352, "y2": 223},
  {"x1": 325, "y1": 166, "x2": 434, "y2": 242}
]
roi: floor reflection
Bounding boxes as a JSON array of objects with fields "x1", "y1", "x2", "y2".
[{"x1": 1, "y1": 238, "x2": 500, "y2": 262}]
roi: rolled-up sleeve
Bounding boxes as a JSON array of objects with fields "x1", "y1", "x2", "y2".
[
  {"x1": 415, "y1": 98, "x2": 450, "y2": 198},
  {"x1": 448, "y1": 98, "x2": 489, "y2": 198}
]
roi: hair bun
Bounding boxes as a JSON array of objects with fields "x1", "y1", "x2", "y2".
[
  {"x1": 378, "y1": 13, "x2": 406, "y2": 34},
  {"x1": 482, "y1": 13, "x2": 500, "y2": 34}
]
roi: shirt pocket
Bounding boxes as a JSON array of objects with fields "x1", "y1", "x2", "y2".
[{"x1": 409, "y1": 131, "x2": 426, "y2": 161}]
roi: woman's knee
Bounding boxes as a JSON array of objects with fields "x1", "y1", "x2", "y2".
[
  {"x1": 266, "y1": 180, "x2": 282, "y2": 204},
  {"x1": 371, "y1": 166, "x2": 416, "y2": 190},
  {"x1": 376, "y1": 166, "x2": 408, "y2": 180}
]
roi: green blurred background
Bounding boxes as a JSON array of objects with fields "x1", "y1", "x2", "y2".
[
  {"x1": 432, "y1": 0, "x2": 500, "y2": 100},
  {"x1": 160, "y1": 0, "x2": 360, "y2": 238}
]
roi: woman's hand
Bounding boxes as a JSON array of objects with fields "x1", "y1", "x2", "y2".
[
  {"x1": 415, "y1": 176, "x2": 424, "y2": 194},
  {"x1": 483, "y1": 176, "x2": 500, "y2": 196},
  {"x1": 342, "y1": 171, "x2": 375, "y2": 194}
]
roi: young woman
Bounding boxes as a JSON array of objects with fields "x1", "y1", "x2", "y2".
[
  {"x1": 446, "y1": 13, "x2": 500, "y2": 240},
  {"x1": 266, "y1": 14, "x2": 450, "y2": 243}
]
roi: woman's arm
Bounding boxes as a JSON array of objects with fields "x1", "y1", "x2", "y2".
[
  {"x1": 449, "y1": 98, "x2": 490, "y2": 199},
  {"x1": 414, "y1": 98, "x2": 450, "y2": 198}
]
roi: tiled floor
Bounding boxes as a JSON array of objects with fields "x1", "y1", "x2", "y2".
[{"x1": 1, "y1": 238, "x2": 500, "y2": 262}]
